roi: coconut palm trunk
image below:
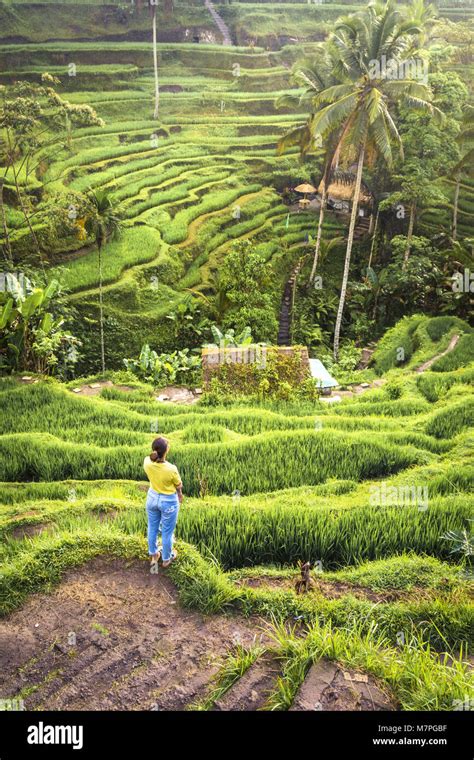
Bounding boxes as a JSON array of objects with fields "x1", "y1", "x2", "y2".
[
  {"x1": 333, "y1": 144, "x2": 365, "y2": 360},
  {"x1": 0, "y1": 178, "x2": 13, "y2": 267},
  {"x1": 403, "y1": 201, "x2": 416, "y2": 267},
  {"x1": 152, "y1": 5, "x2": 160, "y2": 119},
  {"x1": 452, "y1": 171, "x2": 460, "y2": 242},
  {"x1": 368, "y1": 206, "x2": 379, "y2": 269},
  {"x1": 98, "y1": 242, "x2": 106, "y2": 373},
  {"x1": 309, "y1": 179, "x2": 327, "y2": 284}
]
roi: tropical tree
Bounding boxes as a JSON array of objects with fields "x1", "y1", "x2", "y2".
[
  {"x1": 277, "y1": 48, "x2": 345, "y2": 285},
  {"x1": 185, "y1": 270, "x2": 230, "y2": 324},
  {"x1": 0, "y1": 76, "x2": 103, "y2": 267},
  {"x1": 307, "y1": 0, "x2": 444, "y2": 359},
  {"x1": 379, "y1": 163, "x2": 447, "y2": 265},
  {"x1": 86, "y1": 190, "x2": 121, "y2": 373},
  {"x1": 150, "y1": 1, "x2": 160, "y2": 119},
  {"x1": 452, "y1": 105, "x2": 474, "y2": 241}
]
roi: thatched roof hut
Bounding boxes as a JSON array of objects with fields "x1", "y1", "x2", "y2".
[
  {"x1": 317, "y1": 178, "x2": 373, "y2": 205},
  {"x1": 294, "y1": 182, "x2": 317, "y2": 195}
]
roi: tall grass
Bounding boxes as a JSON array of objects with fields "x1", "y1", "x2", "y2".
[
  {"x1": 176, "y1": 495, "x2": 472, "y2": 568},
  {"x1": 0, "y1": 429, "x2": 427, "y2": 490}
]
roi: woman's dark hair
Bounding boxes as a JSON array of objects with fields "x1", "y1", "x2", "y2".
[{"x1": 150, "y1": 437, "x2": 169, "y2": 462}]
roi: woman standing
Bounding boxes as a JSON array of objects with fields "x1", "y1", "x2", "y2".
[{"x1": 143, "y1": 437, "x2": 183, "y2": 568}]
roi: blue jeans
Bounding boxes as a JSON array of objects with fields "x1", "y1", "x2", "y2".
[{"x1": 146, "y1": 488, "x2": 179, "y2": 561}]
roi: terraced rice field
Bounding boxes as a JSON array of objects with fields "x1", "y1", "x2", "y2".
[
  {"x1": 1, "y1": 2, "x2": 472, "y2": 369},
  {"x1": 0, "y1": 0, "x2": 473, "y2": 719},
  {"x1": 0, "y1": 332, "x2": 473, "y2": 710},
  {"x1": 0, "y1": 6, "x2": 370, "y2": 367}
]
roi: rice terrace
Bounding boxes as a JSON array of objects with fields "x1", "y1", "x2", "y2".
[{"x1": 0, "y1": 0, "x2": 473, "y2": 747}]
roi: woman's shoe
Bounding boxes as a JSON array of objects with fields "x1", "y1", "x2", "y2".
[{"x1": 162, "y1": 550, "x2": 177, "y2": 568}]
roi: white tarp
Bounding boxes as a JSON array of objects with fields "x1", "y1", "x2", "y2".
[{"x1": 309, "y1": 358, "x2": 339, "y2": 389}]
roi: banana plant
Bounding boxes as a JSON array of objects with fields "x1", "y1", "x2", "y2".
[
  {"x1": 124, "y1": 344, "x2": 201, "y2": 387},
  {"x1": 207, "y1": 324, "x2": 253, "y2": 349},
  {"x1": 0, "y1": 274, "x2": 62, "y2": 371}
]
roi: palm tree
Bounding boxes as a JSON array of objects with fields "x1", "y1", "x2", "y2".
[
  {"x1": 277, "y1": 49, "x2": 345, "y2": 285},
  {"x1": 150, "y1": 1, "x2": 160, "y2": 119},
  {"x1": 452, "y1": 105, "x2": 474, "y2": 242},
  {"x1": 308, "y1": 0, "x2": 444, "y2": 359},
  {"x1": 86, "y1": 190, "x2": 121, "y2": 373}
]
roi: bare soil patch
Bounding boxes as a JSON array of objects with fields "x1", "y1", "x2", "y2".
[
  {"x1": 213, "y1": 654, "x2": 279, "y2": 711},
  {"x1": 0, "y1": 557, "x2": 262, "y2": 711},
  {"x1": 155, "y1": 386, "x2": 201, "y2": 405},
  {"x1": 290, "y1": 659, "x2": 396, "y2": 711},
  {"x1": 9, "y1": 521, "x2": 50, "y2": 541}
]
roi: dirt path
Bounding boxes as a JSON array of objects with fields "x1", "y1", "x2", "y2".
[
  {"x1": 0, "y1": 559, "x2": 400, "y2": 712},
  {"x1": 0, "y1": 558, "x2": 262, "y2": 711},
  {"x1": 416, "y1": 334, "x2": 460, "y2": 373},
  {"x1": 213, "y1": 653, "x2": 280, "y2": 711}
]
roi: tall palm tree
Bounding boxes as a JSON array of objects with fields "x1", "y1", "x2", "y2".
[
  {"x1": 86, "y1": 190, "x2": 121, "y2": 373},
  {"x1": 308, "y1": 0, "x2": 444, "y2": 359},
  {"x1": 452, "y1": 104, "x2": 474, "y2": 242},
  {"x1": 277, "y1": 49, "x2": 345, "y2": 285},
  {"x1": 150, "y1": 1, "x2": 160, "y2": 119}
]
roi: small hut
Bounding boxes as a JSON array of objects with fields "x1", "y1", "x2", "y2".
[
  {"x1": 317, "y1": 174, "x2": 373, "y2": 217},
  {"x1": 294, "y1": 182, "x2": 317, "y2": 210}
]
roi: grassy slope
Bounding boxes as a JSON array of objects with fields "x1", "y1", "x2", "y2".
[{"x1": 0, "y1": 342, "x2": 473, "y2": 705}]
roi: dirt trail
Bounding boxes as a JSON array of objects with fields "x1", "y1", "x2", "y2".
[
  {"x1": 0, "y1": 558, "x2": 401, "y2": 711},
  {"x1": 0, "y1": 558, "x2": 261, "y2": 711},
  {"x1": 416, "y1": 334, "x2": 460, "y2": 373}
]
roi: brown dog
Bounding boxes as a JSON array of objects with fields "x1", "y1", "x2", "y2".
[{"x1": 295, "y1": 561, "x2": 315, "y2": 594}]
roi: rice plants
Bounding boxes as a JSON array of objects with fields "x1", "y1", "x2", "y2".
[
  {"x1": 425, "y1": 398, "x2": 474, "y2": 439},
  {"x1": 430, "y1": 333, "x2": 474, "y2": 372}
]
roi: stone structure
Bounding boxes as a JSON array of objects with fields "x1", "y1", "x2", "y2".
[{"x1": 201, "y1": 344, "x2": 310, "y2": 387}]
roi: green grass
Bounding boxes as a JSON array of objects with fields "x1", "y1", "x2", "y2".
[
  {"x1": 265, "y1": 619, "x2": 473, "y2": 711},
  {"x1": 50, "y1": 227, "x2": 163, "y2": 292},
  {"x1": 372, "y1": 315, "x2": 472, "y2": 375},
  {"x1": 431, "y1": 333, "x2": 474, "y2": 372},
  {"x1": 0, "y1": 6, "x2": 473, "y2": 710}
]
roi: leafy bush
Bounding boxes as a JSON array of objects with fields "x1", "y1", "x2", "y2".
[
  {"x1": 202, "y1": 347, "x2": 320, "y2": 403},
  {"x1": 123, "y1": 344, "x2": 201, "y2": 387}
]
